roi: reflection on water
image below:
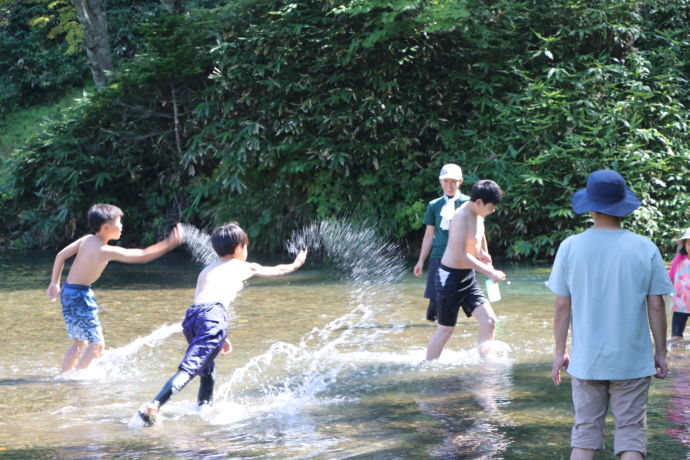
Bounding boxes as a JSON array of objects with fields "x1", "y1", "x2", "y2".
[
  {"x1": 667, "y1": 352, "x2": 690, "y2": 451},
  {"x1": 0, "y1": 239, "x2": 688, "y2": 459}
]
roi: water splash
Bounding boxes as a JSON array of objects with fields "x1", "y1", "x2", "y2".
[
  {"x1": 207, "y1": 219, "x2": 408, "y2": 423},
  {"x1": 286, "y1": 219, "x2": 406, "y2": 285},
  {"x1": 180, "y1": 223, "x2": 218, "y2": 266},
  {"x1": 57, "y1": 323, "x2": 181, "y2": 381}
]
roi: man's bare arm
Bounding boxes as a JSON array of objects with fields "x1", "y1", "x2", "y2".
[
  {"x1": 647, "y1": 294, "x2": 668, "y2": 379},
  {"x1": 414, "y1": 225, "x2": 435, "y2": 276},
  {"x1": 552, "y1": 294, "x2": 571, "y2": 385}
]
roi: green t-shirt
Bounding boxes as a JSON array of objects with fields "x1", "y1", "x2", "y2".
[{"x1": 422, "y1": 194, "x2": 470, "y2": 259}]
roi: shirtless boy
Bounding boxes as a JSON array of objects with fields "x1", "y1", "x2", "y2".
[
  {"x1": 426, "y1": 180, "x2": 506, "y2": 360},
  {"x1": 47, "y1": 203, "x2": 183, "y2": 372},
  {"x1": 137, "y1": 222, "x2": 307, "y2": 426}
]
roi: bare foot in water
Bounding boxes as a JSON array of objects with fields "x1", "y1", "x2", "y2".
[{"x1": 478, "y1": 340, "x2": 496, "y2": 359}]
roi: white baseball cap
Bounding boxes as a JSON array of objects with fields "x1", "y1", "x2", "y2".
[
  {"x1": 677, "y1": 227, "x2": 690, "y2": 243},
  {"x1": 439, "y1": 163, "x2": 462, "y2": 180}
]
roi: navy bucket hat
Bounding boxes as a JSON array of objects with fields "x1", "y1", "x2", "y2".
[{"x1": 572, "y1": 169, "x2": 641, "y2": 217}]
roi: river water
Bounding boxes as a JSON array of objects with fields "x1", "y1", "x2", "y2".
[{"x1": 0, "y1": 225, "x2": 688, "y2": 459}]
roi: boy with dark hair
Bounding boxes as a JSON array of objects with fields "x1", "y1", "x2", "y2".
[
  {"x1": 47, "y1": 203, "x2": 183, "y2": 372},
  {"x1": 414, "y1": 164, "x2": 470, "y2": 322},
  {"x1": 87, "y1": 203, "x2": 124, "y2": 233},
  {"x1": 138, "y1": 222, "x2": 307, "y2": 426},
  {"x1": 426, "y1": 179, "x2": 506, "y2": 360}
]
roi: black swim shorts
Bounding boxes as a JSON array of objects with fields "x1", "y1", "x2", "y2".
[{"x1": 434, "y1": 264, "x2": 487, "y2": 326}]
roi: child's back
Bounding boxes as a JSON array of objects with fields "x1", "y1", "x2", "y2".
[{"x1": 193, "y1": 259, "x2": 251, "y2": 308}]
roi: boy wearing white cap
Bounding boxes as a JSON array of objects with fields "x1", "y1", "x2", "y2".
[
  {"x1": 548, "y1": 169, "x2": 673, "y2": 459},
  {"x1": 414, "y1": 164, "x2": 469, "y2": 322}
]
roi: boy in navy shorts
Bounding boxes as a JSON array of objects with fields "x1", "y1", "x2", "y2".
[
  {"x1": 426, "y1": 180, "x2": 506, "y2": 360},
  {"x1": 138, "y1": 222, "x2": 307, "y2": 426},
  {"x1": 47, "y1": 204, "x2": 183, "y2": 372}
]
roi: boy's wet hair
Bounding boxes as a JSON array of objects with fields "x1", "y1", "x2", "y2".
[
  {"x1": 211, "y1": 222, "x2": 249, "y2": 257},
  {"x1": 88, "y1": 204, "x2": 124, "y2": 233},
  {"x1": 470, "y1": 180, "x2": 503, "y2": 204}
]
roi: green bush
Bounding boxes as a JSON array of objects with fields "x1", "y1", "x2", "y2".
[
  {"x1": 2, "y1": 11, "x2": 216, "y2": 247},
  {"x1": 2, "y1": 0, "x2": 689, "y2": 257},
  {"x1": 0, "y1": 1, "x2": 87, "y2": 115},
  {"x1": 0, "y1": 0, "x2": 171, "y2": 115},
  {"x1": 185, "y1": 0, "x2": 690, "y2": 254}
]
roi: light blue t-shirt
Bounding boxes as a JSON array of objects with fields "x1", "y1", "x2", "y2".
[{"x1": 547, "y1": 229, "x2": 673, "y2": 380}]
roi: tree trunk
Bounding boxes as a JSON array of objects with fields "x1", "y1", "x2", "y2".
[{"x1": 71, "y1": 0, "x2": 113, "y2": 87}]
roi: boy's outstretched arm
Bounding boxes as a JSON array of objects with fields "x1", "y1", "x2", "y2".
[
  {"x1": 104, "y1": 223, "x2": 184, "y2": 264},
  {"x1": 250, "y1": 249, "x2": 307, "y2": 277},
  {"x1": 47, "y1": 236, "x2": 86, "y2": 300}
]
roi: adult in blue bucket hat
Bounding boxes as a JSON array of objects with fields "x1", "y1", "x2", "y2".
[
  {"x1": 571, "y1": 169, "x2": 642, "y2": 217},
  {"x1": 548, "y1": 169, "x2": 673, "y2": 459}
]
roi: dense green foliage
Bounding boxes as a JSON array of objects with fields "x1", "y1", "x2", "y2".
[
  {"x1": 0, "y1": 1, "x2": 86, "y2": 114},
  {"x1": 0, "y1": 0, "x2": 166, "y2": 115},
  {"x1": 1, "y1": 0, "x2": 689, "y2": 257}
]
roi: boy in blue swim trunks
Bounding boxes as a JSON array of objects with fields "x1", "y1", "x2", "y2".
[
  {"x1": 426, "y1": 180, "x2": 506, "y2": 360},
  {"x1": 47, "y1": 203, "x2": 183, "y2": 372},
  {"x1": 137, "y1": 222, "x2": 307, "y2": 426}
]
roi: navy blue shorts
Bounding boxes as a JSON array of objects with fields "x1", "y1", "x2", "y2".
[
  {"x1": 178, "y1": 303, "x2": 228, "y2": 378},
  {"x1": 423, "y1": 258, "x2": 441, "y2": 300},
  {"x1": 435, "y1": 265, "x2": 487, "y2": 327}
]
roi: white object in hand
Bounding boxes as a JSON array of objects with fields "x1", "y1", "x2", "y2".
[{"x1": 485, "y1": 278, "x2": 501, "y2": 302}]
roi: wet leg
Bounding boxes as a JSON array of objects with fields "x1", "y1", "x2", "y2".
[
  {"x1": 76, "y1": 341, "x2": 104, "y2": 369},
  {"x1": 154, "y1": 370, "x2": 194, "y2": 407},
  {"x1": 62, "y1": 339, "x2": 87, "y2": 373},
  {"x1": 198, "y1": 372, "x2": 215, "y2": 406},
  {"x1": 139, "y1": 370, "x2": 194, "y2": 426},
  {"x1": 471, "y1": 303, "x2": 497, "y2": 356},
  {"x1": 426, "y1": 325, "x2": 455, "y2": 360}
]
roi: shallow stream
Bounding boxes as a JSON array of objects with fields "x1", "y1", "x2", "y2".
[{"x1": 1, "y1": 224, "x2": 688, "y2": 459}]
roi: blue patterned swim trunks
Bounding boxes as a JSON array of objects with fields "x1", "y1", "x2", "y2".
[{"x1": 60, "y1": 283, "x2": 104, "y2": 344}]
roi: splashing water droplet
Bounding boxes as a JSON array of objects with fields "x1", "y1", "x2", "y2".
[
  {"x1": 180, "y1": 224, "x2": 219, "y2": 266},
  {"x1": 208, "y1": 218, "x2": 409, "y2": 423}
]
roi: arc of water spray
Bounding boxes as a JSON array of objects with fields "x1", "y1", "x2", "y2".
[
  {"x1": 180, "y1": 223, "x2": 219, "y2": 266},
  {"x1": 212, "y1": 219, "x2": 409, "y2": 417}
]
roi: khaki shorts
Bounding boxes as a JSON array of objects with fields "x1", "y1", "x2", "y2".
[{"x1": 571, "y1": 376, "x2": 651, "y2": 455}]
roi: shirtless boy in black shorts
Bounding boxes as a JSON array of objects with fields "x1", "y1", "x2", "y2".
[{"x1": 426, "y1": 180, "x2": 506, "y2": 360}]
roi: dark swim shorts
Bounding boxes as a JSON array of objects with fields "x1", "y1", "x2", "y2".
[
  {"x1": 434, "y1": 264, "x2": 487, "y2": 327},
  {"x1": 178, "y1": 303, "x2": 228, "y2": 378},
  {"x1": 60, "y1": 283, "x2": 104, "y2": 344}
]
